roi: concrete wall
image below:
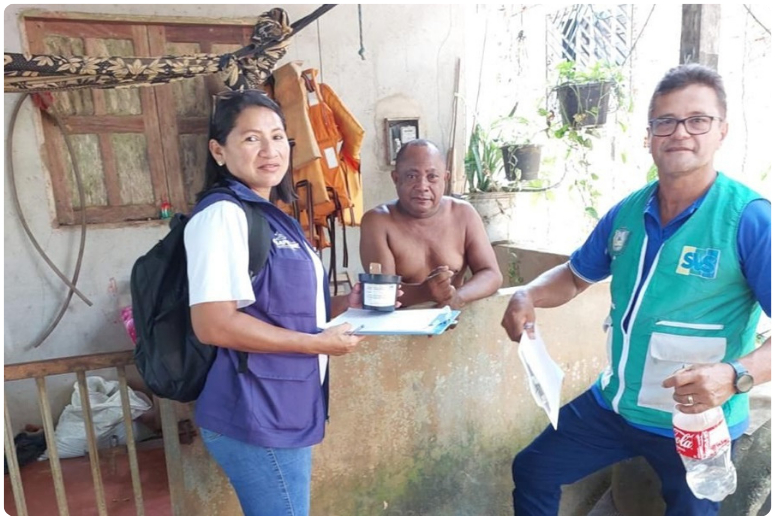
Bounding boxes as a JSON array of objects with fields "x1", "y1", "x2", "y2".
[
  {"x1": 311, "y1": 284, "x2": 610, "y2": 516},
  {"x1": 3, "y1": 3, "x2": 465, "y2": 430}
]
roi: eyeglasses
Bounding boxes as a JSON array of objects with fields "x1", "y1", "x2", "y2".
[
  {"x1": 648, "y1": 115, "x2": 722, "y2": 137},
  {"x1": 210, "y1": 89, "x2": 271, "y2": 122}
]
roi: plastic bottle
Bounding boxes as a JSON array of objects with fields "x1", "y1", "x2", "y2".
[
  {"x1": 673, "y1": 405, "x2": 737, "y2": 502},
  {"x1": 121, "y1": 306, "x2": 137, "y2": 344},
  {"x1": 159, "y1": 199, "x2": 172, "y2": 219}
]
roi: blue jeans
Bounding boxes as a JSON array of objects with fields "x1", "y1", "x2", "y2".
[
  {"x1": 200, "y1": 428, "x2": 312, "y2": 516},
  {"x1": 512, "y1": 389, "x2": 724, "y2": 516}
]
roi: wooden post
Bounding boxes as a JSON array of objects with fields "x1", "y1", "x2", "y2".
[{"x1": 680, "y1": 5, "x2": 721, "y2": 68}]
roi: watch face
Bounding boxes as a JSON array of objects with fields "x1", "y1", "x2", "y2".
[{"x1": 737, "y1": 373, "x2": 755, "y2": 393}]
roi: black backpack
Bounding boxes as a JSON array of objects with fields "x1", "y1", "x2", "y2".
[{"x1": 130, "y1": 187, "x2": 271, "y2": 402}]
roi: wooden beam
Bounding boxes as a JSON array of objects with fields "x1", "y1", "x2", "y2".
[
  {"x1": 36, "y1": 377, "x2": 70, "y2": 515},
  {"x1": 76, "y1": 370, "x2": 108, "y2": 516},
  {"x1": 680, "y1": 4, "x2": 721, "y2": 68},
  {"x1": 4, "y1": 350, "x2": 134, "y2": 382}
]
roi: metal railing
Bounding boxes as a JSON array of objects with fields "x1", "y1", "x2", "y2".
[{"x1": 4, "y1": 350, "x2": 182, "y2": 516}]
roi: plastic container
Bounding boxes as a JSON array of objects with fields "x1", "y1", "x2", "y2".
[
  {"x1": 359, "y1": 273, "x2": 401, "y2": 312},
  {"x1": 121, "y1": 306, "x2": 137, "y2": 344},
  {"x1": 673, "y1": 405, "x2": 737, "y2": 502}
]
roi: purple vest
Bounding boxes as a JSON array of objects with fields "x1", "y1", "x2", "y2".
[{"x1": 191, "y1": 180, "x2": 329, "y2": 448}]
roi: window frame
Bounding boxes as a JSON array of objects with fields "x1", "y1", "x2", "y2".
[{"x1": 22, "y1": 11, "x2": 256, "y2": 226}]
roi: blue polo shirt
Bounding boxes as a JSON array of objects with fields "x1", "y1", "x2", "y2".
[{"x1": 569, "y1": 175, "x2": 771, "y2": 439}]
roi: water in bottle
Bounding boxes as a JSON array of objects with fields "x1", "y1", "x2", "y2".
[{"x1": 673, "y1": 405, "x2": 737, "y2": 502}]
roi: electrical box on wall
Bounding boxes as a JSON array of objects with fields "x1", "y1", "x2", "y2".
[{"x1": 384, "y1": 117, "x2": 420, "y2": 165}]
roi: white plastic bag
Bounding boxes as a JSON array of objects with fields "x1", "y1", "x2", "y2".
[{"x1": 53, "y1": 376, "x2": 151, "y2": 459}]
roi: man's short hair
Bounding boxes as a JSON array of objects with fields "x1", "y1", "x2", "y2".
[
  {"x1": 648, "y1": 63, "x2": 727, "y2": 119},
  {"x1": 394, "y1": 139, "x2": 444, "y2": 168}
]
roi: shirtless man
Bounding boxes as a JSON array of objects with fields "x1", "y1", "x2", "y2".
[{"x1": 360, "y1": 139, "x2": 503, "y2": 308}]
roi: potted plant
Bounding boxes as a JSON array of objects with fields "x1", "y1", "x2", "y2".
[
  {"x1": 490, "y1": 105, "x2": 549, "y2": 182},
  {"x1": 541, "y1": 61, "x2": 629, "y2": 220},
  {"x1": 553, "y1": 60, "x2": 625, "y2": 128},
  {"x1": 463, "y1": 121, "x2": 519, "y2": 244},
  {"x1": 464, "y1": 121, "x2": 506, "y2": 193}
]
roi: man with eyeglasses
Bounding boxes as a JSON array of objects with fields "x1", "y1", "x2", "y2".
[{"x1": 501, "y1": 63, "x2": 770, "y2": 516}]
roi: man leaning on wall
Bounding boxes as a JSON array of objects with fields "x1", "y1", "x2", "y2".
[
  {"x1": 500, "y1": 63, "x2": 771, "y2": 516},
  {"x1": 359, "y1": 139, "x2": 502, "y2": 309}
]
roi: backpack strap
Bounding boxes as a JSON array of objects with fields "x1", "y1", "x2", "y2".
[
  {"x1": 199, "y1": 186, "x2": 272, "y2": 374},
  {"x1": 243, "y1": 201, "x2": 271, "y2": 278},
  {"x1": 238, "y1": 199, "x2": 272, "y2": 374}
]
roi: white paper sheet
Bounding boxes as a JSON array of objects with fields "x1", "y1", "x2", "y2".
[
  {"x1": 323, "y1": 306, "x2": 460, "y2": 336},
  {"x1": 517, "y1": 324, "x2": 564, "y2": 429}
]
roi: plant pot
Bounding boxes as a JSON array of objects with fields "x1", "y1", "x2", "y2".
[
  {"x1": 556, "y1": 81, "x2": 613, "y2": 128},
  {"x1": 501, "y1": 144, "x2": 542, "y2": 181},
  {"x1": 465, "y1": 191, "x2": 518, "y2": 244}
]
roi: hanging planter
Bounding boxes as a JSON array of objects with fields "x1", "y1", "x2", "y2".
[
  {"x1": 555, "y1": 81, "x2": 613, "y2": 128},
  {"x1": 501, "y1": 144, "x2": 542, "y2": 181}
]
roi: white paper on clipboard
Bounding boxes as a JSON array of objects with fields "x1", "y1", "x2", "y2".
[
  {"x1": 517, "y1": 324, "x2": 564, "y2": 429},
  {"x1": 323, "y1": 307, "x2": 460, "y2": 336}
]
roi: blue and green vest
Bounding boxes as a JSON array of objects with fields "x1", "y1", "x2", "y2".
[{"x1": 597, "y1": 173, "x2": 762, "y2": 430}]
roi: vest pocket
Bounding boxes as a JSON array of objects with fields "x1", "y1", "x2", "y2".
[
  {"x1": 655, "y1": 320, "x2": 724, "y2": 330},
  {"x1": 637, "y1": 329, "x2": 727, "y2": 412},
  {"x1": 248, "y1": 354, "x2": 320, "y2": 431},
  {"x1": 266, "y1": 257, "x2": 316, "y2": 316}
]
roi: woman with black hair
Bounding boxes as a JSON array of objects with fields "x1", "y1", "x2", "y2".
[{"x1": 184, "y1": 89, "x2": 365, "y2": 515}]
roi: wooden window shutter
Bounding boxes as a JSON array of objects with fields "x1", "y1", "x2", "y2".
[{"x1": 23, "y1": 16, "x2": 254, "y2": 225}]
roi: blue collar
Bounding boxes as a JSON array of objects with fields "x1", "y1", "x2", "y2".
[
  {"x1": 225, "y1": 178, "x2": 271, "y2": 205},
  {"x1": 643, "y1": 181, "x2": 711, "y2": 230}
]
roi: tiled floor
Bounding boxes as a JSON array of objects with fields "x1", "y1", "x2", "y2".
[{"x1": 4, "y1": 445, "x2": 171, "y2": 516}]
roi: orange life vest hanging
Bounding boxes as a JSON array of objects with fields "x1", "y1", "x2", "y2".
[{"x1": 266, "y1": 61, "x2": 364, "y2": 251}]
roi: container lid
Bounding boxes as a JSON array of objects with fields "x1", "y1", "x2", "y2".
[{"x1": 359, "y1": 273, "x2": 401, "y2": 284}]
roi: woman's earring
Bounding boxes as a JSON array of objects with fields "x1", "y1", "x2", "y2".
[{"x1": 217, "y1": 160, "x2": 224, "y2": 167}]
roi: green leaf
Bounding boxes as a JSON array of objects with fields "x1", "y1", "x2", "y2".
[
  {"x1": 585, "y1": 207, "x2": 600, "y2": 220},
  {"x1": 646, "y1": 164, "x2": 658, "y2": 183}
]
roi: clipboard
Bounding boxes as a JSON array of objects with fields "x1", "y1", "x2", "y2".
[{"x1": 323, "y1": 306, "x2": 461, "y2": 336}]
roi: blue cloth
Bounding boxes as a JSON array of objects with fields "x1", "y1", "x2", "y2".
[
  {"x1": 512, "y1": 390, "x2": 729, "y2": 516},
  {"x1": 200, "y1": 427, "x2": 312, "y2": 516},
  {"x1": 191, "y1": 179, "x2": 329, "y2": 449},
  {"x1": 569, "y1": 177, "x2": 770, "y2": 438}
]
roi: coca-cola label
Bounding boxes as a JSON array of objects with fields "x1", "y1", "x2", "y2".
[{"x1": 673, "y1": 418, "x2": 731, "y2": 460}]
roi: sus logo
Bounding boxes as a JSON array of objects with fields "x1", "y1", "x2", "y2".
[
  {"x1": 611, "y1": 228, "x2": 630, "y2": 254},
  {"x1": 676, "y1": 246, "x2": 720, "y2": 279}
]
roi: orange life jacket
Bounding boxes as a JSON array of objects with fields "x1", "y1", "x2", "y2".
[{"x1": 267, "y1": 62, "x2": 364, "y2": 252}]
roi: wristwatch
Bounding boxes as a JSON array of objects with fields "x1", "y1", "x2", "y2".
[{"x1": 726, "y1": 360, "x2": 754, "y2": 393}]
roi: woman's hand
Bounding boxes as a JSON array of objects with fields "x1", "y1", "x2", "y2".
[{"x1": 313, "y1": 323, "x2": 365, "y2": 356}]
